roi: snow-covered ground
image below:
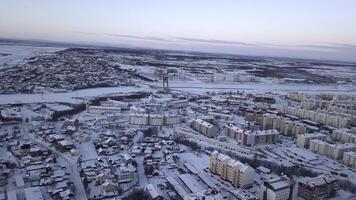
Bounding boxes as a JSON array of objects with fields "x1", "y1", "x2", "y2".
[
  {"x1": 0, "y1": 86, "x2": 151, "y2": 105},
  {"x1": 147, "y1": 80, "x2": 356, "y2": 95},
  {"x1": 0, "y1": 45, "x2": 63, "y2": 67}
]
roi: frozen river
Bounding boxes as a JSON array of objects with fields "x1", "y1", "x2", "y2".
[
  {"x1": 0, "y1": 86, "x2": 150, "y2": 105},
  {"x1": 1, "y1": 81, "x2": 354, "y2": 105},
  {"x1": 149, "y1": 81, "x2": 356, "y2": 95}
]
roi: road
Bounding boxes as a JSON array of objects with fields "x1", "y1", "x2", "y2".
[
  {"x1": 21, "y1": 124, "x2": 88, "y2": 200},
  {"x1": 135, "y1": 156, "x2": 148, "y2": 188},
  {"x1": 132, "y1": 131, "x2": 148, "y2": 188}
]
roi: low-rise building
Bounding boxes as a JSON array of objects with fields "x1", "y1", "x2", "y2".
[
  {"x1": 260, "y1": 175, "x2": 292, "y2": 200},
  {"x1": 146, "y1": 183, "x2": 164, "y2": 200},
  {"x1": 24, "y1": 187, "x2": 44, "y2": 200},
  {"x1": 87, "y1": 106, "x2": 121, "y2": 114},
  {"x1": 228, "y1": 189, "x2": 256, "y2": 200},
  {"x1": 168, "y1": 100, "x2": 189, "y2": 109},
  {"x1": 101, "y1": 99, "x2": 129, "y2": 109},
  {"x1": 117, "y1": 165, "x2": 135, "y2": 183}
]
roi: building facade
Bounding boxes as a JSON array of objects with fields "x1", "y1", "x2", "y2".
[
  {"x1": 297, "y1": 175, "x2": 337, "y2": 200},
  {"x1": 309, "y1": 139, "x2": 356, "y2": 160},
  {"x1": 260, "y1": 176, "x2": 292, "y2": 200},
  {"x1": 343, "y1": 151, "x2": 356, "y2": 168},
  {"x1": 210, "y1": 151, "x2": 255, "y2": 187},
  {"x1": 191, "y1": 118, "x2": 217, "y2": 138},
  {"x1": 296, "y1": 133, "x2": 327, "y2": 148}
]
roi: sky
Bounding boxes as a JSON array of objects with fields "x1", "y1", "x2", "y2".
[{"x1": 1, "y1": 0, "x2": 356, "y2": 62}]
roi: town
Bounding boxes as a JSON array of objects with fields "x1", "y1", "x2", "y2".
[
  {"x1": 2, "y1": 0, "x2": 356, "y2": 199},
  {"x1": 1, "y1": 48, "x2": 356, "y2": 200}
]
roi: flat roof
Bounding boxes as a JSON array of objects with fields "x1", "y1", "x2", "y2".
[
  {"x1": 179, "y1": 174, "x2": 206, "y2": 194},
  {"x1": 166, "y1": 177, "x2": 189, "y2": 198},
  {"x1": 269, "y1": 180, "x2": 289, "y2": 190},
  {"x1": 301, "y1": 133, "x2": 326, "y2": 138},
  {"x1": 24, "y1": 187, "x2": 44, "y2": 200},
  {"x1": 146, "y1": 183, "x2": 162, "y2": 199}
]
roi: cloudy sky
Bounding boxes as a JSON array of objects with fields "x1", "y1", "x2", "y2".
[{"x1": 1, "y1": 0, "x2": 356, "y2": 62}]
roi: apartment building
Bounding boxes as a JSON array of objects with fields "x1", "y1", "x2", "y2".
[
  {"x1": 149, "y1": 114, "x2": 164, "y2": 126},
  {"x1": 262, "y1": 113, "x2": 282, "y2": 131},
  {"x1": 331, "y1": 129, "x2": 356, "y2": 144},
  {"x1": 262, "y1": 114, "x2": 306, "y2": 136},
  {"x1": 241, "y1": 130, "x2": 279, "y2": 146},
  {"x1": 280, "y1": 120, "x2": 306, "y2": 136},
  {"x1": 286, "y1": 92, "x2": 308, "y2": 102},
  {"x1": 328, "y1": 143, "x2": 356, "y2": 160},
  {"x1": 276, "y1": 105, "x2": 350, "y2": 128},
  {"x1": 309, "y1": 139, "x2": 330, "y2": 156},
  {"x1": 210, "y1": 151, "x2": 255, "y2": 187},
  {"x1": 296, "y1": 133, "x2": 327, "y2": 148},
  {"x1": 300, "y1": 99, "x2": 330, "y2": 110},
  {"x1": 129, "y1": 113, "x2": 181, "y2": 126},
  {"x1": 343, "y1": 151, "x2": 356, "y2": 168},
  {"x1": 245, "y1": 109, "x2": 264, "y2": 122},
  {"x1": 224, "y1": 124, "x2": 244, "y2": 141},
  {"x1": 165, "y1": 114, "x2": 182, "y2": 125},
  {"x1": 309, "y1": 139, "x2": 356, "y2": 160},
  {"x1": 129, "y1": 113, "x2": 149, "y2": 125},
  {"x1": 224, "y1": 124, "x2": 279, "y2": 146},
  {"x1": 191, "y1": 118, "x2": 217, "y2": 138}
]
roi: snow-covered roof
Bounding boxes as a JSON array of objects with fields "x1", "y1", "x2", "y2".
[
  {"x1": 25, "y1": 187, "x2": 44, "y2": 200},
  {"x1": 299, "y1": 175, "x2": 336, "y2": 187},
  {"x1": 179, "y1": 174, "x2": 206, "y2": 194},
  {"x1": 268, "y1": 180, "x2": 289, "y2": 190},
  {"x1": 146, "y1": 183, "x2": 162, "y2": 199}
]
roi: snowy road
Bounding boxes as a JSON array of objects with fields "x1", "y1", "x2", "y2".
[{"x1": 136, "y1": 156, "x2": 148, "y2": 188}]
